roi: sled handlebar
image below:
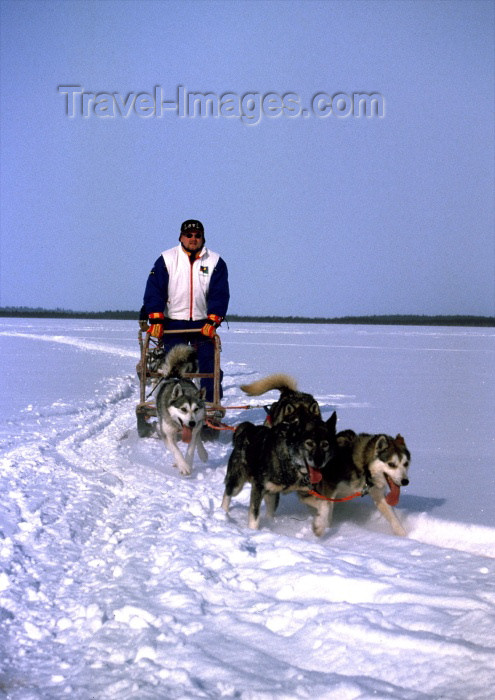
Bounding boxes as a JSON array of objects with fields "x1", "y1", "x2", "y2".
[{"x1": 137, "y1": 328, "x2": 222, "y2": 406}]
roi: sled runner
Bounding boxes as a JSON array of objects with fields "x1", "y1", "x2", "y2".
[{"x1": 136, "y1": 325, "x2": 223, "y2": 439}]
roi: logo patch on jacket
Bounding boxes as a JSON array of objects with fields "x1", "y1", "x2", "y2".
[{"x1": 200, "y1": 266, "x2": 209, "y2": 275}]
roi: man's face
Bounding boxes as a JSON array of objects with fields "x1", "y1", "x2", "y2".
[{"x1": 180, "y1": 230, "x2": 204, "y2": 254}]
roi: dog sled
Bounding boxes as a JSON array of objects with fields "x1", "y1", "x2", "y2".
[{"x1": 136, "y1": 324, "x2": 224, "y2": 439}]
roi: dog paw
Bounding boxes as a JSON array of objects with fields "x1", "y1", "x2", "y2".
[
  {"x1": 221, "y1": 494, "x2": 230, "y2": 512},
  {"x1": 248, "y1": 515, "x2": 260, "y2": 530},
  {"x1": 312, "y1": 520, "x2": 326, "y2": 537},
  {"x1": 177, "y1": 463, "x2": 192, "y2": 476}
]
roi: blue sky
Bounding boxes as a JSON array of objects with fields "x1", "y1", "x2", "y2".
[{"x1": 1, "y1": 0, "x2": 493, "y2": 317}]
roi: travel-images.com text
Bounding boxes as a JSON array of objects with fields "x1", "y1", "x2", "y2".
[{"x1": 58, "y1": 85, "x2": 385, "y2": 125}]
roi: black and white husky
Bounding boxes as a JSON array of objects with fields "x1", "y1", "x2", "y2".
[
  {"x1": 222, "y1": 413, "x2": 337, "y2": 529},
  {"x1": 155, "y1": 345, "x2": 208, "y2": 476},
  {"x1": 301, "y1": 431, "x2": 411, "y2": 537}
]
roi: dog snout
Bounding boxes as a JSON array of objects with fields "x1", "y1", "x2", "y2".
[
  {"x1": 188, "y1": 420, "x2": 196, "y2": 428},
  {"x1": 401, "y1": 478, "x2": 409, "y2": 486}
]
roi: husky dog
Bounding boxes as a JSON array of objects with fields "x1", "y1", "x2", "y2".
[
  {"x1": 222, "y1": 412, "x2": 337, "y2": 529},
  {"x1": 155, "y1": 345, "x2": 208, "y2": 476},
  {"x1": 240, "y1": 374, "x2": 321, "y2": 427},
  {"x1": 301, "y1": 431, "x2": 410, "y2": 537}
]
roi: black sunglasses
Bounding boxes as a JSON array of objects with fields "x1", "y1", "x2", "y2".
[{"x1": 182, "y1": 232, "x2": 203, "y2": 239}]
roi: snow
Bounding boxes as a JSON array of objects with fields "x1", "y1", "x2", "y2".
[{"x1": 1, "y1": 318, "x2": 494, "y2": 699}]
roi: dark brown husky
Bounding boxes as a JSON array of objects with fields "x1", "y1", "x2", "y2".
[{"x1": 240, "y1": 374, "x2": 321, "y2": 427}]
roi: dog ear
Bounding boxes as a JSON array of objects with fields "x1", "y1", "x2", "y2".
[
  {"x1": 394, "y1": 434, "x2": 405, "y2": 447},
  {"x1": 310, "y1": 401, "x2": 320, "y2": 415},
  {"x1": 171, "y1": 383, "x2": 184, "y2": 400},
  {"x1": 336, "y1": 429, "x2": 356, "y2": 447},
  {"x1": 199, "y1": 387, "x2": 207, "y2": 400},
  {"x1": 326, "y1": 411, "x2": 337, "y2": 433},
  {"x1": 375, "y1": 435, "x2": 389, "y2": 452}
]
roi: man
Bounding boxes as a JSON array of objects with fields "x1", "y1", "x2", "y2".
[{"x1": 141, "y1": 219, "x2": 229, "y2": 402}]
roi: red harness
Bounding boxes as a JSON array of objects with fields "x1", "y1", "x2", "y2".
[{"x1": 306, "y1": 488, "x2": 368, "y2": 502}]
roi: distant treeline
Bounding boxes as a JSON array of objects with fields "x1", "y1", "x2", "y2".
[{"x1": 1, "y1": 307, "x2": 494, "y2": 327}]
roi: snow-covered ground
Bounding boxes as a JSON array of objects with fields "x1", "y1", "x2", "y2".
[{"x1": 1, "y1": 318, "x2": 494, "y2": 699}]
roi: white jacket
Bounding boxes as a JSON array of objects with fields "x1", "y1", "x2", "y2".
[{"x1": 162, "y1": 245, "x2": 220, "y2": 320}]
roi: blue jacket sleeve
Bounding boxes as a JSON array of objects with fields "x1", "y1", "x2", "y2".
[
  {"x1": 143, "y1": 256, "x2": 169, "y2": 315},
  {"x1": 207, "y1": 257, "x2": 230, "y2": 318}
]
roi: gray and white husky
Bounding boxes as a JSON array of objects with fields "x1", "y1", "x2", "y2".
[
  {"x1": 301, "y1": 431, "x2": 411, "y2": 537},
  {"x1": 155, "y1": 345, "x2": 208, "y2": 476}
]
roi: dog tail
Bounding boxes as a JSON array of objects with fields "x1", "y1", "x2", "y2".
[
  {"x1": 240, "y1": 373, "x2": 298, "y2": 396},
  {"x1": 160, "y1": 344, "x2": 198, "y2": 378}
]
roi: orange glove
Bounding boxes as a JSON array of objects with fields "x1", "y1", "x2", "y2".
[
  {"x1": 201, "y1": 314, "x2": 222, "y2": 338},
  {"x1": 148, "y1": 312, "x2": 165, "y2": 338}
]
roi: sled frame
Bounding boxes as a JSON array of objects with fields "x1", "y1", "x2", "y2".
[{"x1": 136, "y1": 327, "x2": 222, "y2": 437}]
